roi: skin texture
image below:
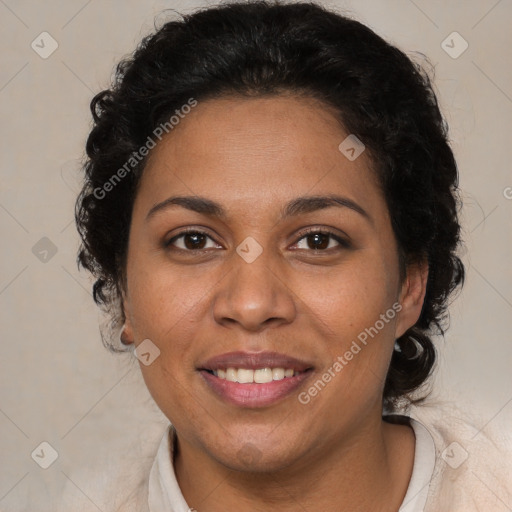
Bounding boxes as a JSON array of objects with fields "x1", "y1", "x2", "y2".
[{"x1": 121, "y1": 95, "x2": 428, "y2": 512}]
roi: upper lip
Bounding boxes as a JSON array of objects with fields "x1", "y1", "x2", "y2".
[{"x1": 198, "y1": 351, "x2": 314, "y2": 372}]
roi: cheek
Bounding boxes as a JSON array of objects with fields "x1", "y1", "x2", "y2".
[
  {"x1": 301, "y1": 252, "x2": 399, "y2": 399},
  {"x1": 301, "y1": 287, "x2": 398, "y2": 417},
  {"x1": 125, "y1": 261, "x2": 213, "y2": 410},
  {"x1": 308, "y1": 250, "x2": 399, "y2": 336},
  {"x1": 125, "y1": 251, "x2": 211, "y2": 350}
]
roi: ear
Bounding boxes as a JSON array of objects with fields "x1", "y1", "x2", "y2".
[
  {"x1": 395, "y1": 259, "x2": 429, "y2": 339},
  {"x1": 120, "y1": 290, "x2": 135, "y2": 346}
]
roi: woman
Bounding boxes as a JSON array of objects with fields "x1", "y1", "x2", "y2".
[{"x1": 74, "y1": 1, "x2": 511, "y2": 510}]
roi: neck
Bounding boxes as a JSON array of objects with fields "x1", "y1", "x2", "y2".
[{"x1": 173, "y1": 413, "x2": 415, "y2": 512}]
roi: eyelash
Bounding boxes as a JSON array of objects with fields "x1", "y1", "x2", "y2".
[{"x1": 165, "y1": 227, "x2": 351, "y2": 253}]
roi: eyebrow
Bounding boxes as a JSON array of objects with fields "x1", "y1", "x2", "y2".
[{"x1": 145, "y1": 194, "x2": 371, "y2": 223}]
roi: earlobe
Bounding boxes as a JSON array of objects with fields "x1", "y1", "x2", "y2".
[
  {"x1": 120, "y1": 322, "x2": 134, "y2": 345},
  {"x1": 395, "y1": 259, "x2": 429, "y2": 339},
  {"x1": 120, "y1": 296, "x2": 135, "y2": 346}
]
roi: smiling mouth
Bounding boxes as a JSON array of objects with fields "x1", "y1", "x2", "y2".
[
  {"x1": 202, "y1": 367, "x2": 311, "y2": 384},
  {"x1": 197, "y1": 350, "x2": 314, "y2": 406},
  {"x1": 198, "y1": 367, "x2": 314, "y2": 408}
]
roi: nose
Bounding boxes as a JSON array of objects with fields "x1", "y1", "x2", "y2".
[{"x1": 212, "y1": 248, "x2": 296, "y2": 333}]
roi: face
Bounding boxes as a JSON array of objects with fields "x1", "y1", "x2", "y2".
[{"x1": 122, "y1": 94, "x2": 426, "y2": 472}]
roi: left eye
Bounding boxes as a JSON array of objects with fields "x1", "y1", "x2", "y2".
[{"x1": 293, "y1": 230, "x2": 349, "y2": 251}]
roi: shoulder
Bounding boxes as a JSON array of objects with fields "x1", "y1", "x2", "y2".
[
  {"x1": 58, "y1": 421, "x2": 167, "y2": 512},
  {"x1": 409, "y1": 401, "x2": 512, "y2": 511}
]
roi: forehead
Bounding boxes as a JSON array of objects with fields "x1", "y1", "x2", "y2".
[{"x1": 137, "y1": 94, "x2": 384, "y2": 219}]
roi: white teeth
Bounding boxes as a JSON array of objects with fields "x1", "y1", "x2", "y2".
[
  {"x1": 226, "y1": 368, "x2": 237, "y2": 382},
  {"x1": 272, "y1": 368, "x2": 285, "y2": 380},
  {"x1": 254, "y1": 368, "x2": 273, "y2": 383},
  {"x1": 213, "y1": 367, "x2": 300, "y2": 383},
  {"x1": 237, "y1": 369, "x2": 254, "y2": 383}
]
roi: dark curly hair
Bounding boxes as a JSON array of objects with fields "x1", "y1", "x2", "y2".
[{"x1": 75, "y1": 0, "x2": 464, "y2": 409}]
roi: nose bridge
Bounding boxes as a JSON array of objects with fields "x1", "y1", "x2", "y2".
[{"x1": 212, "y1": 238, "x2": 296, "y2": 331}]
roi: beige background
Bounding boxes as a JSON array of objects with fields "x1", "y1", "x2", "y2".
[{"x1": 0, "y1": 0, "x2": 511, "y2": 510}]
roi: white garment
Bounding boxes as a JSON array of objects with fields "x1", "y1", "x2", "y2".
[
  {"x1": 58, "y1": 404, "x2": 512, "y2": 511},
  {"x1": 147, "y1": 416, "x2": 436, "y2": 512},
  {"x1": 398, "y1": 418, "x2": 436, "y2": 512}
]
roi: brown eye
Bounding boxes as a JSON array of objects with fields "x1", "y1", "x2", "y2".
[
  {"x1": 166, "y1": 230, "x2": 221, "y2": 251},
  {"x1": 294, "y1": 229, "x2": 351, "y2": 251},
  {"x1": 183, "y1": 232, "x2": 207, "y2": 250},
  {"x1": 304, "y1": 232, "x2": 330, "y2": 250}
]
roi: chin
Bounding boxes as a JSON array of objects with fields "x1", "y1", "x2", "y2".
[{"x1": 209, "y1": 433, "x2": 302, "y2": 473}]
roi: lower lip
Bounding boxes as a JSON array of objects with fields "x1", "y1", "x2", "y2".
[{"x1": 199, "y1": 370, "x2": 313, "y2": 408}]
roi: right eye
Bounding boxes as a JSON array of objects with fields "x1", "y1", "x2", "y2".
[{"x1": 165, "y1": 229, "x2": 222, "y2": 252}]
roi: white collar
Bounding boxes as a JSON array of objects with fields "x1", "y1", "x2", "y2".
[
  {"x1": 148, "y1": 417, "x2": 436, "y2": 512},
  {"x1": 148, "y1": 424, "x2": 189, "y2": 512},
  {"x1": 398, "y1": 417, "x2": 436, "y2": 511}
]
